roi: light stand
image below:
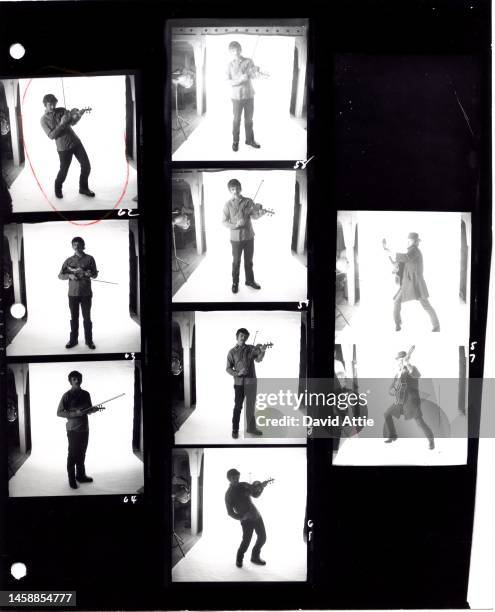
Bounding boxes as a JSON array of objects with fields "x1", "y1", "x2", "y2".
[
  {"x1": 172, "y1": 72, "x2": 194, "y2": 142},
  {"x1": 172, "y1": 222, "x2": 189, "y2": 283}
]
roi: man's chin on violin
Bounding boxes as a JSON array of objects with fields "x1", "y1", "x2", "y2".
[{"x1": 41, "y1": 93, "x2": 96, "y2": 201}]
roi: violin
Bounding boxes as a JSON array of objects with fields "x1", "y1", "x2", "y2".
[
  {"x1": 251, "y1": 477, "x2": 274, "y2": 497},
  {"x1": 56, "y1": 106, "x2": 92, "y2": 124},
  {"x1": 247, "y1": 65, "x2": 270, "y2": 79},
  {"x1": 251, "y1": 202, "x2": 275, "y2": 217},
  {"x1": 255, "y1": 342, "x2": 274, "y2": 352}
]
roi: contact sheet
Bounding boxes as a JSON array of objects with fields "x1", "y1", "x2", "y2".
[{"x1": 0, "y1": 2, "x2": 492, "y2": 610}]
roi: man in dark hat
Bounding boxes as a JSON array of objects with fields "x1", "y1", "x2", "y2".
[
  {"x1": 383, "y1": 232, "x2": 440, "y2": 332},
  {"x1": 384, "y1": 350, "x2": 435, "y2": 449},
  {"x1": 40, "y1": 93, "x2": 95, "y2": 200},
  {"x1": 57, "y1": 370, "x2": 102, "y2": 489},
  {"x1": 226, "y1": 327, "x2": 267, "y2": 438},
  {"x1": 226, "y1": 41, "x2": 261, "y2": 152},
  {"x1": 58, "y1": 236, "x2": 98, "y2": 349},
  {"x1": 225, "y1": 468, "x2": 267, "y2": 568}
]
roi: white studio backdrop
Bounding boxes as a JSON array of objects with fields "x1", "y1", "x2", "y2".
[
  {"x1": 341, "y1": 210, "x2": 470, "y2": 343},
  {"x1": 195, "y1": 309, "x2": 302, "y2": 414},
  {"x1": 173, "y1": 170, "x2": 307, "y2": 302},
  {"x1": 10, "y1": 360, "x2": 142, "y2": 497},
  {"x1": 202, "y1": 446, "x2": 307, "y2": 560},
  {"x1": 353, "y1": 339, "x2": 466, "y2": 425},
  {"x1": 335, "y1": 339, "x2": 468, "y2": 467},
  {"x1": 205, "y1": 35, "x2": 295, "y2": 123},
  {"x1": 7, "y1": 219, "x2": 140, "y2": 356},
  {"x1": 17, "y1": 75, "x2": 134, "y2": 209},
  {"x1": 204, "y1": 170, "x2": 296, "y2": 259}
]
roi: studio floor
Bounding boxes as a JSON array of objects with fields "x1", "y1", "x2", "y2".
[
  {"x1": 333, "y1": 436, "x2": 468, "y2": 466},
  {"x1": 335, "y1": 299, "x2": 470, "y2": 345},
  {"x1": 172, "y1": 251, "x2": 307, "y2": 303},
  {"x1": 7, "y1": 316, "x2": 141, "y2": 357},
  {"x1": 172, "y1": 114, "x2": 307, "y2": 162},
  {"x1": 10, "y1": 161, "x2": 138, "y2": 213},
  {"x1": 174, "y1": 398, "x2": 307, "y2": 446},
  {"x1": 9, "y1": 451, "x2": 143, "y2": 497},
  {"x1": 172, "y1": 532, "x2": 307, "y2": 582}
]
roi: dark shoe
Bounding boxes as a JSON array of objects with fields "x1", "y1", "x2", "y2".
[
  {"x1": 79, "y1": 187, "x2": 95, "y2": 197},
  {"x1": 232, "y1": 430, "x2": 239, "y2": 439},
  {"x1": 232, "y1": 283, "x2": 239, "y2": 294},
  {"x1": 385, "y1": 437, "x2": 397, "y2": 443},
  {"x1": 395, "y1": 324, "x2": 401, "y2": 331},
  {"x1": 69, "y1": 479, "x2": 78, "y2": 489},
  {"x1": 246, "y1": 428, "x2": 263, "y2": 436},
  {"x1": 86, "y1": 340, "x2": 96, "y2": 349},
  {"x1": 66, "y1": 339, "x2": 78, "y2": 349},
  {"x1": 246, "y1": 140, "x2": 261, "y2": 149},
  {"x1": 76, "y1": 475, "x2": 94, "y2": 483},
  {"x1": 236, "y1": 557, "x2": 243, "y2": 568},
  {"x1": 55, "y1": 184, "x2": 63, "y2": 199},
  {"x1": 232, "y1": 142, "x2": 239, "y2": 152},
  {"x1": 429, "y1": 439, "x2": 435, "y2": 450},
  {"x1": 432, "y1": 326, "x2": 440, "y2": 332},
  {"x1": 245, "y1": 281, "x2": 261, "y2": 290},
  {"x1": 251, "y1": 556, "x2": 266, "y2": 565}
]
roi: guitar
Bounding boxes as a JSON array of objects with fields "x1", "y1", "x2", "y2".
[
  {"x1": 251, "y1": 477, "x2": 274, "y2": 497},
  {"x1": 382, "y1": 238, "x2": 404, "y2": 286},
  {"x1": 392, "y1": 345, "x2": 416, "y2": 405}
]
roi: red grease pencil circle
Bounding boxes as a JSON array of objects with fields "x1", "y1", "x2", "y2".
[{"x1": 21, "y1": 78, "x2": 131, "y2": 225}]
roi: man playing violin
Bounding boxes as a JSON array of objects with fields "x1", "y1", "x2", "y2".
[
  {"x1": 226, "y1": 41, "x2": 261, "y2": 152},
  {"x1": 225, "y1": 468, "x2": 268, "y2": 568},
  {"x1": 222, "y1": 178, "x2": 268, "y2": 294},
  {"x1": 57, "y1": 370, "x2": 102, "y2": 489},
  {"x1": 58, "y1": 237, "x2": 98, "y2": 350},
  {"x1": 226, "y1": 327, "x2": 268, "y2": 439},
  {"x1": 384, "y1": 350, "x2": 435, "y2": 449},
  {"x1": 40, "y1": 93, "x2": 95, "y2": 200}
]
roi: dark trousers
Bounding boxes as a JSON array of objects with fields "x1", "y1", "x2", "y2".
[
  {"x1": 231, "y1": 239, "x2": 255, "y2": 285},
  {"x1": 56, "y1": 143, "x2": 91, "y2": 190},
  {"x1": 237, "y1": 516, "x2": 266, "y2": 560},
  {"x1": 68, "y1": 296, "x2": 92, "y2": 342},
  {"x1": 67, "y1": 430, "x2": 89, "y2": 481},
  {"x1": 232, "y1": 98, "x2": 255, "y2": 143},
  {"x1": 233, "y1": 383, "x2": 257, "y2": 433},
  {"x1": 384, "y1": 405, "x2": 434, "y2": 443},
  {"x1": 393, "y1": 291, "x2": 440, "y2": 328}
]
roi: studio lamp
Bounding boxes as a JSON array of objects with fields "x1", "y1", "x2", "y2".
[
  {"x1": 171, "y1": 475, "x2": 191, "y2": 558},
  {"x1": 171, "y1": 68, "x2": 195, "y2": 141}
]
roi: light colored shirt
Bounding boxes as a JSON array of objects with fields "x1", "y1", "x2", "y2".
[
  {"x1": 222, "y1": 196, "x2": 262, "y2": 242},
  {"x1": 226, "y1": 56, "x2": 256, "y2": 100}
]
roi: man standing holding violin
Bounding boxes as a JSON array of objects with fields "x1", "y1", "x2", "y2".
[
  {"x1": 225, "y1": 468, "x2": 270, "y2": 568},
  {"x1": 226, "y1": 41, "x2": 262, "y2": 152},
  {"x1": 58, "y1": 236, "x2": 98, "y2": 350},
  {"x1": 57, "y1": 370, "x2": 103, "y2": 489},
  {"x1": 40, "y1": 93, "x2": 95, "y2": 200},
  {"x1": 222, "y1": 178, "x2": 268, "y2": 294},
  {"x1": 384, "y1": 349, "x2": 435, "y2": 449},
  {"x1": 226, "y1": 327, "x2": 269, "y2": 439}
]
